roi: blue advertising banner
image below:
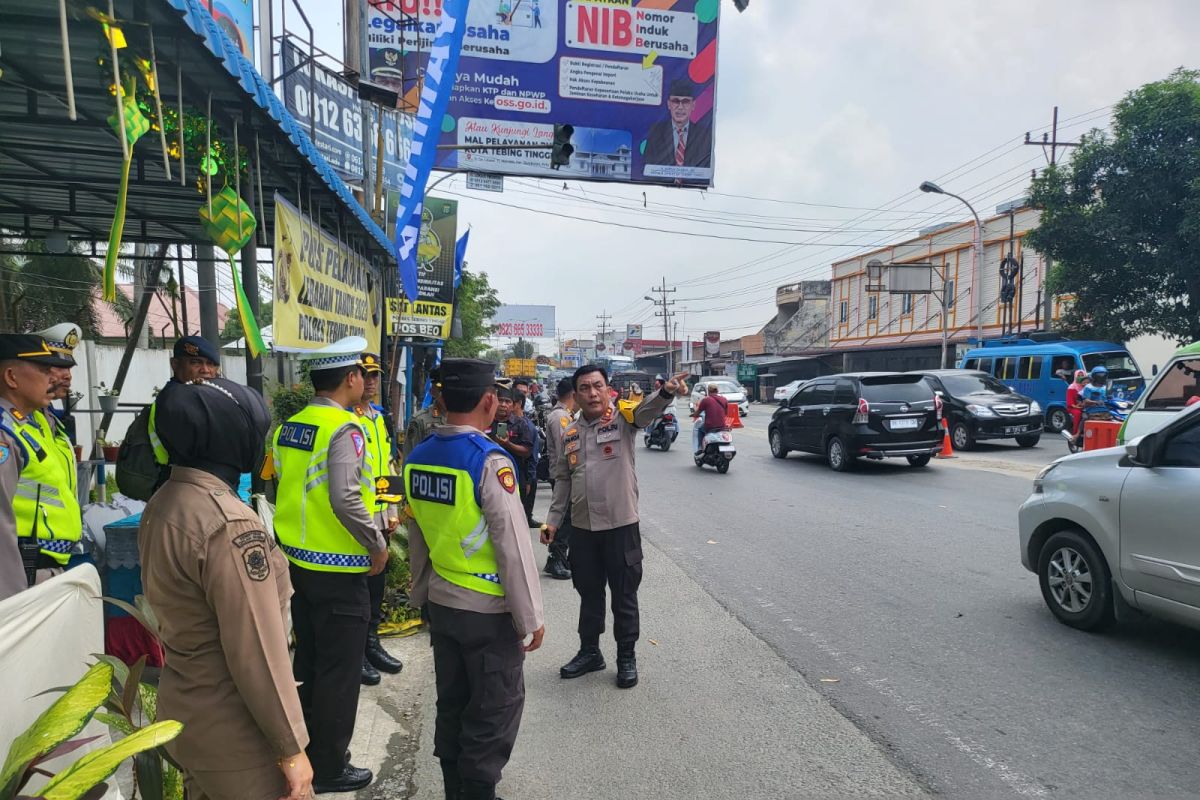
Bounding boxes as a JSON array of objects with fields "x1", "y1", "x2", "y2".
[
  {"x1": 281, "y1": 39, "x2": 414, "y2": 190},
  {"x1": 365, "y1": 0, "x2": 720, "y2": 187},
  {"x1": 202, "y1": 0, "x2": 254, "y2": 62}
]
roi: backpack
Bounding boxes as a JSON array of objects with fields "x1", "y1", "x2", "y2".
[{"x1": 115, "y1": 405, "x2": 161, "y2": 501}]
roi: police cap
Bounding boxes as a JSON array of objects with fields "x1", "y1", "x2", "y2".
[
  {"x1": 0, "y1": 334, "x2": 73, "y2": 367},
  {"x1": 359, "y1": 352, "x2": 385, "y2": 374},
  {"x1": 438, "y1": 358, "x2": 497, "y2": 390},
  {"x1": 173, "y1": 335, "x2": 221, "y2": 365},
  {"x1": 33, "y1": 323, "x2": 82, "y2": 367}
]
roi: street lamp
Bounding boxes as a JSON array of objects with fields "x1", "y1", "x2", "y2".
[{"x1": 920, "y1": 180, "x2": 985, "y2": 344}]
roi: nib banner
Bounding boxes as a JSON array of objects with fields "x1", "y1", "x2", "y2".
[{"x1": 395, "y1": 0, "x2": 472, "y2": 303}]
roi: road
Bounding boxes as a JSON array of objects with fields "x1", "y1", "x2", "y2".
[{"x1": 635, "y1": 404, "x2": 1200, "y2": 798}]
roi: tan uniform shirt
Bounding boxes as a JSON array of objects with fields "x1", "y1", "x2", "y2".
[
  {"x1": 0, "y1": 402, "x2": 28, "y2": 600},
  {"x1": 547, "y1": 389, "x2": 672, "y2": 532},
  {"x1": 402, "y1": 405, "x2": 444, "y2": 459},
  {"x1": 138, "y1": 467, "x2": 308, "y2": 771},
  {"x1": 408, "y1": 424, "x2": 545, "y2": 636},
  {"x1": 311, "y1": 397, "x2": 385, "y2": 554},
  {"x1": 543, "y1": 403, "x2": 574, "y2": 481}
]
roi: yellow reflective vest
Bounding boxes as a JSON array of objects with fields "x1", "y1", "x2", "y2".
[{"x1": 4, "y1": 408, "x2": 81, "y2": 565}]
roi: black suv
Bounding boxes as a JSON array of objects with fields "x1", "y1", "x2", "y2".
[
  {"x1": 911, "y1": 369, "x2": 1043, "y2": 451},
  {"x1": 769, "y1": 373, "x2": 942, "y2": 471}
]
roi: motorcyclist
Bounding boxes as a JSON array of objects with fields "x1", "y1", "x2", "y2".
[
  {"x1": 1061, "y1": 369, "x2": 1089, "y2": 444},
  {"x1": 1068, "y1": 366, "x2": 1111, "y2": 451},
  {"x1": 691, "y1": 383, "x2": 729, "y2": 455}
]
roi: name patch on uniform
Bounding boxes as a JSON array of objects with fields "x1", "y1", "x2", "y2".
[
  {"x1": 497, "y1": 466, "x2": 517, "y2": 494},
  {"x1": 409, "y1": 469, "x2": 456, "y2": 505},
  {"x1": 233, "y1": 531, "x2": 266, "y2": 548},
  {"x1": 277, "y1": 422, "x2": 318, "y2": 451},
  {"x1": 596, "y1": 421, "x2": 621, "y2": 444}
]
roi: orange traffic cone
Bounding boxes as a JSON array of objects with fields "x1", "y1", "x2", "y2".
[
  {"x1": 937, "y1": 418, "x2": 956, "y2": 459},
  {"x1": 726, "y1": 403, "x2": 744, "y2": 429}
]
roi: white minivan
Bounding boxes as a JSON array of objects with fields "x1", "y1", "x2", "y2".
[{"x1": 1120, "y1": 341, "x2": 1200, "y2": 443}]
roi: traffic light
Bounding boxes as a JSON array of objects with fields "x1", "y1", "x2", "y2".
[{"x1": 551, "y1": 124, "x2": 575, "y2": 170}]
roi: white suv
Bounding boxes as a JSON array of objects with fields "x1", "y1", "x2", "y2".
[{"x1": 1018, "y1": 403, "x2": 1200, "y2": 632}]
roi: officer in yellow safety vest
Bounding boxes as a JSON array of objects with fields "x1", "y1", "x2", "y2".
[
  {"x1": 0, "y1": 334, "x2": 78, "y2": 600},
  {"x1": 33, "y1": 323, "x2": 82, "y2": 449},
  {"x1": 404, "y1": 358, "x2": 544, "y2": 800},
  {"x1": 270, "y1": 335, "x2": 386, "y2": 796},
  {"x1": 147, "y1": 336, "x2": 221, "y2": 470},
  {"x1": 352, "y1": 351, "x2": 404, "y2": 686}
]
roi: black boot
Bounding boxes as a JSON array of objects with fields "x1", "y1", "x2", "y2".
[
  {"x1": 543, "y1": 546, "x2": 571, "y2": 580},
  {"x1": 366, "y1": 633, "x2": 404, "y2": 674},
  {"x1": 459, "y1": 779, "x2": 501, "y2": 800},
  {"x1": 616, "y1": 646, "x2": 638, "y2": 689},
  {"x1": 560, "y1": 645, "x2": 605, "y2": 679},
  {"x1": 440, "y1": 760, "x2": 461, "y2": 800},
  {"x1": 361, "y1": 654, "x2": 381, "y2": 686},
  {"x1": 313, "y1": 764, "x2": 373, "y2": 794}
]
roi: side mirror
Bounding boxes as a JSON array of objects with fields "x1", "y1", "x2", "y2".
[{"x1": 1126, "y1": 434, "x2": 1155, "y2": 467}]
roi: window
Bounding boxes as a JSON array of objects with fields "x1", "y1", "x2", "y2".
[
  {"x1": 790, "y1": 386, "x2": 816, "y2": 407},
  {"x1": 945, "y1": 280, "x2": 956, "y2": 309},
  {"x1": 902, "y1": 294, "x2": 914, "y2": 314},
  {"x1": 1162, "y1": 418, "x2": 1200, "y2": 467},
  {"x1": 868, "y1": 296, "x2": 879, "y2": 320},
  {"x1": 834, "y1": 381, "x2": 857, "y2": 404},
  {"x1": 1082, "y1": 351, "x2": 1141, "y2": 380},
  {"x1": 1051, "y1": 356, "x2": 1076, "y2": 382},
  {"x1": 839, "y1": 301, "x2": 848, "y2": 323},
  {"x1": 1018, "y1": 356, "x2": 1044, "y2": 380},
  {"x1": 996, "y1": 357, "x2": 1017, "y2": 380},
  {"x1": 1144, "y1": 358, "x2": 1200, "y2": 410},
  {"x1": 811, "y1": 383, "x2": 836, "y2": 405},
  {"x1": 977, "y1": 358, "x2": 993, "y2": 375},
  {"x1": 860, "y1": 377, "x2": 935, "y2": 403},
  {"x1": 963, "y1": 358, "x2": 978, "y2": 370}
]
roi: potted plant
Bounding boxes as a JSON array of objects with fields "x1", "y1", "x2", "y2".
[
  {"x1": 98, "y1": 437, "x2": 120, "y2": 464},
  {"x1": 96, "y1": 382, "x2": 120, "y2": 413}
]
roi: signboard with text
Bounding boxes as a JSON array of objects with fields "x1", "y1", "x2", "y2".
[
  {"x1": 386, "y1": 197, "x2": 459, "y2": 340},
  {"x1": 704, "y1": 330, "x2": 720, "y2": 357},
  {"x1": 363, "y1": 0, "x2": 720, "y2": 187},
  {"x1": 491, "y1": 304, "x2": 556, "y2": 338}
]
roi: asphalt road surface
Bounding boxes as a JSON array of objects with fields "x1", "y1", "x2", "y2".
[{"x1": 638, "y1": 407, "x2": 1200, "y2": 798}]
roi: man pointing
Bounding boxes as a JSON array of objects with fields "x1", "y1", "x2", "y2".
[{"x1": 544, "y1": 367, "x2": 689, "y2": 689}]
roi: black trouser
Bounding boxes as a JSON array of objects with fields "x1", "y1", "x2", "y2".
[
  {"x1": 368, "y1": 569, "x2": 386, "y2": 634},
  {"x1": 569, "y1": 523, "x2": 643, "y2": 648},
  {"x1": 289, "y1": 565, "x2": 370, "y2": 777},
  {"x1": 428, "y1": 603, "x2": 526, "y2": 785},
  {"x1": 520, "y1": 469, "x2": 538, "y2": 523}
]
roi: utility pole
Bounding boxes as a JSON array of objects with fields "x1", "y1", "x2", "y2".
[
  {"x1": 1025, "y1": 106, "x2": 1080, "y2": 332},
  {"x1": 647, "y1": 277, "x2": 677, "y2": 373},
  {"x1": 595, "y1": 310, "x2": 611, "y2": 353}
]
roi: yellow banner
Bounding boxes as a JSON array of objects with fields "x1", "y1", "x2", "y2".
[
  {"x1": 273, "y1": 194, "x2": 383, "y2": 350},
  {"x1": 388, "y1": 297, "x2": 452, "y2": 340}
]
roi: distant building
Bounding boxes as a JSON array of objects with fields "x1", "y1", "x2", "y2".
[
  {"x1": 763, "y1": 280, "x2": 831, "y2": 354},
  {"x1": 93, "y1": 284, "x2": 230, "y2": 346},
  {"x1": 568, "y1": 143, "x2": 632, "y2": 180}
]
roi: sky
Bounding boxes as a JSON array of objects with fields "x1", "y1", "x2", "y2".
[{"x1": 292, "y1": 0, "x2": 1200, "y2": 350}]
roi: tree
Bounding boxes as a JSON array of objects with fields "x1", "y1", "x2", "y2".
[
  {"x1": 444, "y1": 268, "x2": 500, "y2": 358},
  {"x1": 0, "y1": 235, "x2": 102, "y2": 335},
  {"x1": 222, "y1": 300, "x2": 273, "y2": 341},
  {"x1": 508, "y1": 339, "x2": 535, "y2": 358},
  {"x1": 1028, "y1": 68, "x2": 1200, "y2": 345}
]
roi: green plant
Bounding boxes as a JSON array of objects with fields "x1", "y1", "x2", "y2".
[
  {"x1": 381, "y1": 529, "x2": 420, "y2": 626},
  {"x1": 269, "y1": 380, "x2": 313, "y2": 427},
  {"x1": 95, "y1": 383, "x2": 119, "y2": 397},
  {"x1": 0, "y1": 661, "x2": 182, "y2": 800}
]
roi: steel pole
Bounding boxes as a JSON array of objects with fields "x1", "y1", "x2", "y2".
[{"x1": 944, "y1": 191, "x2": 984, "y2": 343}]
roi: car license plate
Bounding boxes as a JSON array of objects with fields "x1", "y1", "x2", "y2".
[
  {"x1": 1005, "y1": 425, "x2": 1025, "y2": 435},
  {"x1": 889, "y1": 418, "x2": 920, "y2": 431},
  {"x1": 719, "y1": 445, "x2": 735, "y2": 452}
]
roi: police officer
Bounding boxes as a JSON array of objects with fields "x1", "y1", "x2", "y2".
[
  {"x1": 403, "y1": 377, "x2": 446, "y2": 459},
  {"x1": 137, "y1": 335, "x2": 222, "y2": 488},
  {"x1": 139, "y1": 378, "x2": 313, "y2": 800},
  {"x1": 0, "y1": 334, "x2": 79, "y2": 597},
  {"x1": 544, "y1": 366, "x2": 687, "y2": 689},
  {"x1": 33, "y1": 323, "x2": 82, "y2": 446},
  {"x1": 271, "y1": 336, "x2": 385, "y2": 794},
  {"x1": 405, "y1": 359, "x2": 544, "y2": 800},
  {"x1": 541, "y1": 377, "x2": 577, "y2": 580},
  {"x1": 353, "y1": 351, "x2": 404, "y2": 685}
]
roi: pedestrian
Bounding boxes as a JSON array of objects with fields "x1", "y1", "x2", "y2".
[
  {"x1": 511, "y1": 382, "x2": 542, "y2": 527},
  {"x1": 544, "y1": 366, "x2": 688, "y2": 688},
  {"x1": 270, "y1": 336, "x2": 386, "y2": 794},
  {"x1": 541, "y1": 377, "x2": 577, "y2": 580},
  {"x1": 403, "y1": 378, "x2": 446, "y2": 459},
  {"x1": 138, "y1": 378, "x2": 313, "y2": 800},
  {"x1": 490, "y1": 387, "x2": 535, "y2": 526},
  {"x1": 353, "y1": 352, "x2": 405, "y2": 686},
  {"x1": 0, "y1": 334, "x2": 76, "y2": 600},
  {"x1": 404, "y1": 358, "x2": 545, "y2": 800}
]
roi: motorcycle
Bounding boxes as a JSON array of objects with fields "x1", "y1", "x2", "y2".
[
  {"x1": 694, "y1": 429, "x2": 736, "y2": 473},
  {"x1": 1063, "y1": 398, "x2": 1131, "y2": 454},
  {"x1": 644, "y1": 411, "x2": 680, "y2": 451}
]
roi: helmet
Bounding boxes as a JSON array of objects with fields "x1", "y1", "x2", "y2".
[{"x1": 1090, "y1": 365, "x2": 1108, "y2": 376}]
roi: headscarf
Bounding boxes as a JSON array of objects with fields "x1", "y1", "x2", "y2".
[
  {"x1": 1074, "y1": 369, "x2": 1089, "y2": 383},
  {"x1": 155, "y1": 378, "x2": 271, "y2": 489}
]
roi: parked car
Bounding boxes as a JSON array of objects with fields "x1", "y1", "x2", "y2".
[
  {"x1": 960, "y1": 337, "x2": 1144, "y2": 434},
  {"x1": 1019, "y1": 402, "x2": 1200, "y2": 632},
  {"x1": 1119, "y1": 340, "x2": 1200, "y2": 443},
  {"x1": 773, "y1": 379, "x2": 805, "y2": 403},
  {"x1": 912, "y1": 369, "x2": 1043, "y2": 450},
  {"x1": 689, "y1": 379, "x2": 750, "y2": 418},
  {"x1": 768, "y1": 373, "x2": 942, "y2": 471}
]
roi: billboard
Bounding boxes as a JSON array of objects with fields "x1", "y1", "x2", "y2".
[
  {"x1": 387, "y1": 197, "x2": 459, "y2": 340},
  {"x1": 625, "y1": 323, "x2": 642, "y2": 340},
  {"x1": 273, "y1": 194, "x2": 384, "y2": 350},
  {"x1": 703, "y1": 330, "x2": 720, "y2": 356},
  {"x1": 202, "y1": 0, "x2": 254, "y2": 62},
  {"x1": 281, "y1": 40, "x2": 413, "y2": 189},
  {"x1": 491, "y1": 305, "x2": 556, "y2": 338},
  {"x1": 363, "y1": 0, "x2": 720, "y2": 187}
]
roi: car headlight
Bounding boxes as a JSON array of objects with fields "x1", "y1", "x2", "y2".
[
  {"x1": 1030, "y1": 401, "x2": 1042, "y2": 414},
  {"x1": 1032, "y1": 462, "x2": 1058, "y2": 494},
  {"x1": 966, "y1": 403, "x2": 997, "y2": 418}
]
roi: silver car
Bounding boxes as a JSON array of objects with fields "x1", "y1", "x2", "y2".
[{"x1": 1018, "y1": 402, "x2": 1200, "y2": 632}]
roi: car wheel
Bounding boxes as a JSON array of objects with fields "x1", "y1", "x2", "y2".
[
  {"x1": 1046, "y1": 407, "x2": 1070, "y2": 434},
  {"x1": 826, "y1": 436, "x2": 855, "y2": 472},
  {"x1": 769, "y1": 428, "x2": 788, "y2": 459},
  {"x1": 951, "y1": 421, "x2": 975, "y2": 451},
  {"x1": 1015, "y1": 433, "x2": 1041, "y2": 448},
  {"x1": 1037, "y1": 530, "x2": 1115, "y2": 631},
  {"x1": 906, "y1": 454, "x2": 931, "y2": 468},
  {"x1": 716, "y1": 459, "x2": 730, "y2": 474}
]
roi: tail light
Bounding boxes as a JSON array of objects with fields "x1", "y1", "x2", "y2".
[
  {"x1": 663, "y1": 414, "x2": 675, "y2": 422},
  {"x1": 934, "y1": 394, "x2": 944, "y2": 418},
  {"x1": 853, "y1": 398, "x2": 870, "y2": 424}
]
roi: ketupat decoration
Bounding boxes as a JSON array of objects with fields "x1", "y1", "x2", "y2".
[
  {"x1": 103, "y1": 75, "x2": 149, "y2": 302},
  {"x1": 198, "y1": 186, "x2": 267, "y2": 357}
]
